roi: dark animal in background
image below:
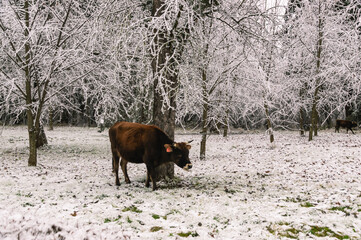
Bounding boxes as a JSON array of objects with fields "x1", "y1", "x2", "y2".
[
  {"x1": 109, "y1": 121, "x2": 192, "y2": 190},
  {"x1": 335, "y1": 119, "x2": 357, "y2": 134}
]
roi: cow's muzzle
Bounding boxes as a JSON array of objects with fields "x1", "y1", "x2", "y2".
[{"x1": 183, "y1": 163, "x2": 192, "y2": 171}]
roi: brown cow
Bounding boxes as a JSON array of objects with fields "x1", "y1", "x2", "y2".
[
  {"x1": 335, "y1": 119, "x2": 357, "y2": 134},
  {"x1": 109, "y1": 121, "x2": 192, "y2": 190}
]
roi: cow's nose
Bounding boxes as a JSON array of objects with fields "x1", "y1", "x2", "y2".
[{"x1": 183, "y1": 163, "x2": 192, "y2": 171}]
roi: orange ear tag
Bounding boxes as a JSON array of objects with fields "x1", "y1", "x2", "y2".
[{"x1": 166, "y1": 147, "x2": 172, "y2": 152}]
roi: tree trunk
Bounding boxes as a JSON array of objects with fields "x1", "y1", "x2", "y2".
[
  {"x1": 200, "y1": 69, "x2": 208, "y2": 160},
  {"x1": 28, "y1": 126, "x2": 38, "y2": 166},
  {"x1": 299, "y1": 107, "x2": 305, "y2": 136},
  {"x1": 314, "y1": 110, "x2": 319, "y2": 136},
  {"x1": 264, "y1": 102, "x2": 274, "y2": 143},
  {"x1": 299, "y1": 84, "x2": 306, "y2": 136},
  {"x1": 151, "y1": 0, "x2": 176, "y2": 180},
  {"x1": 309, "y1": 2, "x2": 324, "y2": 141},
  {"x1": 36, "y1": 125, "x2": 48, "y2": 148},
  {"x1": 309, "y1": 101, "x2": 317, "y2": 141},
  {"x1": 152, "y1": 83, "x2": 176, "y2": 180},
  {"x1": 200, "y1": 106, "x2": 208, "y2": 160},
  {"x1": 24, "y1": 0, "x2": 38, "y2": 166},
  {"x1": 223, "y1": 115, "x2": 228, "y2": 137},
  {"x1": 345, "y1": 103, "x2": 353, "y2": 120}
]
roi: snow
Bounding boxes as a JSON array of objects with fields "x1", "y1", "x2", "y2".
[{"x1": 0, "y1": 126, "x2": 360, "y2": 239}]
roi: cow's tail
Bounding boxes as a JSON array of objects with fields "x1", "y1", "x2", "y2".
[{"x1": 108, "y1": 127, "x2": 118, "y2": 173}]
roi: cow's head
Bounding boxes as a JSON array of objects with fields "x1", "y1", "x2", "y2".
[
  {"x1": 164, "y1": 141, "x2": 192, "y2": 170},
  {"x1": 351, "y1": 121, "x2": 357, "y2": 128}
]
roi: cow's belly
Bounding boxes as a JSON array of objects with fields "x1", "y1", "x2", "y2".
[{"x1": 120, "y1": 151, "x2": 144, "y2": 164}]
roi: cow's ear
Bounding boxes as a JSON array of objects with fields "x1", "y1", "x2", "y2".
[
  {"x1": 164, "y1": 144, "x2": 173, "y2": 152},
  {"x1": 186, "y1": 144, "x2": 191, "y2": 150}
]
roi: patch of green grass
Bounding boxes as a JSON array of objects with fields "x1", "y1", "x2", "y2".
[
  {"x1": 152, "y1": 214, "x2": 162, "y2": 220},
  {"x1": 284, "y1": 197, "x2": 302, "y2": 203},
  {"x1": 126, "y1": 216, "x2": 132, "y2": 223},
  {"x1": 168, "y1": 209, "x2": 180, "y2": 215},
  {"x1": 268, "y1": 223, "x2": 354, "y2": 240},
  {"x1": 330, "y1": 206, "x2": 352, "y2": 213},
  {"x1": 122, "y1": 205, "x2": 142, "y2": 213},
  {"x1": 25, "y1": 193, "x2": 33, "y2": 198},
  {"x1": 310, "y1": 226, "x2": 350, "y2": 239},
  {"x1": 104, "y1": 215, "x2": 121, "y2": 223},
  {"x1": 278, "y1": 222, "x2": 291, "y2": 226},
  {"x1": 267, "y1": 224, "x2": 300, "y2": 239},
  {"x1": 178, "y1": 232, "x2": 191, "y2": 237},
  {"x1": 267, "y1": 225, "x2": 275, "y2": 235},
  {"x1": 22, "y1": 202, "x2": 35, "y2": 207},
  {"x1": 177, "y1": 231, "x2": 199, "y2": 237},
  {"x1": 163, "y1": 209, "x2": 180, "y2": 219},
  {"x1": 150, "y1": 226, "x2": 163, "y2": 232},
  {"x1": 16, "y1": 191, "x2": 33, "y2": 197},
  {"x1": 137, "y1": 220, "x2": 145, "y2": 225},
  {"x1": 224, "y1": 188, "x2": 236, "y2": 194},
  {"x1": 301, "y1": 202, "x2": 315, "y2": 207},
  {"x1": 95, "y1": 194, "x2": 109, "y2": 200}
]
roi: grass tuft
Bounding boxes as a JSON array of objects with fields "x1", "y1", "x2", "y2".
[
  {"x1": 122, "y1": 205, "x2": 142, "y2": 213},
  {"x1": 300, "y1": 202, "x2": 315, "y2": 207},
  {"x1": 150, "y1": 226, "x2": 163, "y2": 232},
  {"x1": 177, "y1": 231, "x2": 199, "y2": 237},
  {"x1": 309, "y1": 225, "x2": 350, "y2": 239}
]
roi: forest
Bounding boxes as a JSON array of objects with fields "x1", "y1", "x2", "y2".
[{"x1": 1, "y1": 0, "x2": 361, "y2": 166}]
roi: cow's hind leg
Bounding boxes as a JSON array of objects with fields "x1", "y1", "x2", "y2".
[
  {"x1": 112, "y1": 152, "x2": 121, "y2": 186},
  {"x1": 121, "y1": 158, "x2": 131, "y2": 184}
]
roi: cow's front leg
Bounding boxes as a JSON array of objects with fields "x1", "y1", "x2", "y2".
[
  {"x1": 146, "y1": 165, "x2": 157, "y2": 190},
  {"x1": 145, "y1": 171, "x2": 151, "y2": 188}
]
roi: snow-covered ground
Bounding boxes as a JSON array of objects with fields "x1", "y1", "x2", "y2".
[{"x1": 0, "y1": 126, "x2": 360, "y2": 239}]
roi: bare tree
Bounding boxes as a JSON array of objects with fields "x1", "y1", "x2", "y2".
[
  {"x1": 284, "y1": 0, "x2": 361, "y2": 140},
  {"x1": 0, "y1": 0, "x2": 100, "y2": 166}
]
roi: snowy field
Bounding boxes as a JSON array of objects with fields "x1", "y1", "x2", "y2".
[{"x1": 0, "y1": 126, "x2": 360, "y2": 240}]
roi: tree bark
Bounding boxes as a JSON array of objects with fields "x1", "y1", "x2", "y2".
[
  {"x1": 36, "y1": 125, "x2": 48, "y2": 148},
  {"x1": 309, "y1": 2, "x2": 324, "y2": 141},
  {"x1": 299, "y1": 107, "x2": 305, "y2": 136},
  {"x1": 200, "y1": 69, "x2": 208, "y2": 160},
  {"x1": 24, "y1": 0, "x2": 37, "y2": 166},
  {"x1": 223, "y1": 112, "x2": 228, "y2": 138}
]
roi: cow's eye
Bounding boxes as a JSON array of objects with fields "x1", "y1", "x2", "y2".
[{"x1": 177, "y1": 154, "x2": 182, "y2": 158}]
